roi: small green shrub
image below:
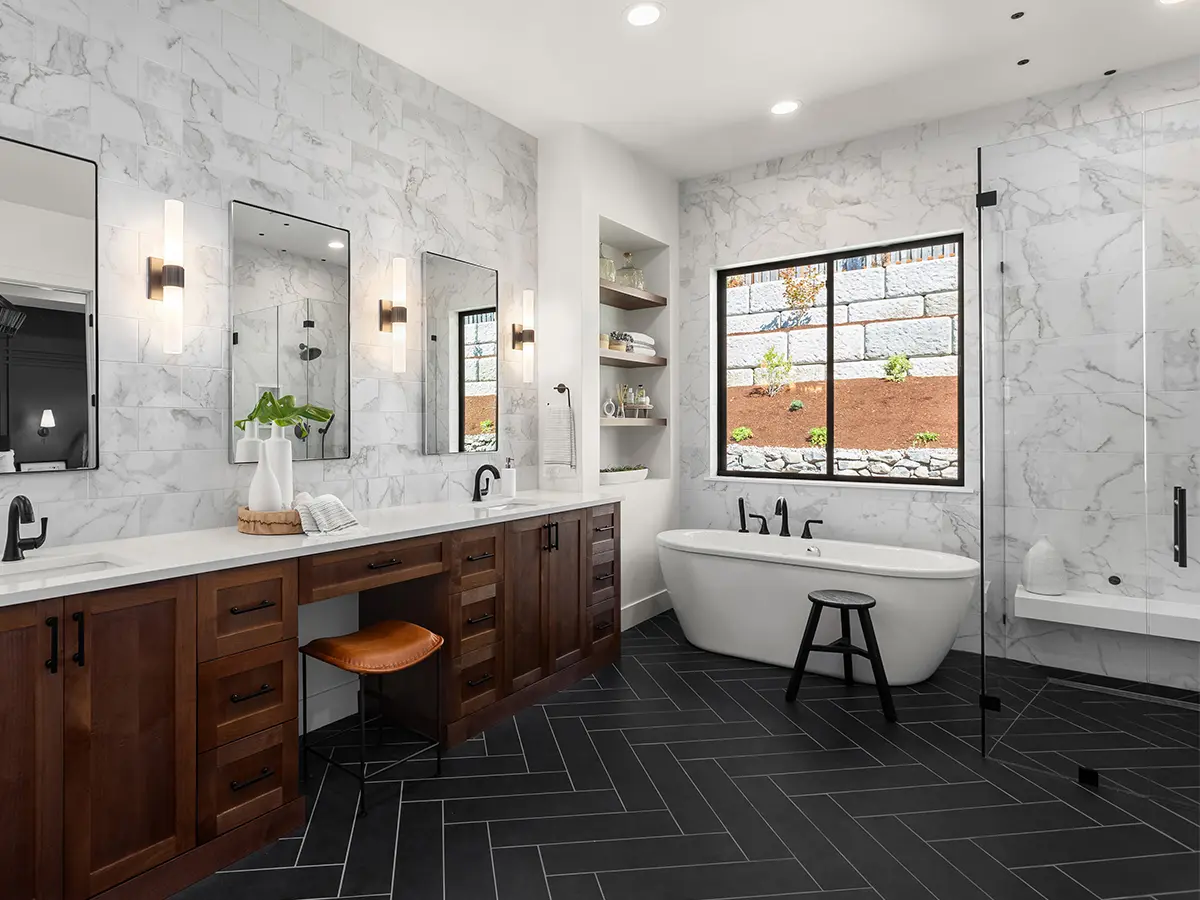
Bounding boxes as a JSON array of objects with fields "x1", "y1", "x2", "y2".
[
  {"x1": 758, "y1": 346, "x2": 793, "y2": 398},
  {"x1": 912, "y1": 431, "x2": 940, "y2": 447},
  {"x1": 480, "y1": 419, "x2": 495, "y2": 434},
  {"x1": 807, "y1": 426, "x2": 827, "y2": 448},
  {"x1": 788, "y1": 399, "x2": 805, "y2": 412},
  {"x1": 731, "y1": 426, "x2": 754, "y2": 443},
  {"x1": 883, "y1": 353, "x2": 913, "y2": 382}
]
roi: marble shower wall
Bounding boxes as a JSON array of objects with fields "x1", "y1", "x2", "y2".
[
  {"x1": 679, "y1": 56, "x2": 1200, "y2": 675},
  {"x1": 0, "y1": 0, "x2": 537, "y2": 543}
]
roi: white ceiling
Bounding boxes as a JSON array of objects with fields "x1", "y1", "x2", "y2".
[
  {"x1": 231, "y1": 203, "x2": 350, "y2": 266},
  {"x1": 288, "y1": 0, "x2": 1200, "y2": 178},
  {"x1": 0, "y1": 138, "x2": 94, "y2": 218}
]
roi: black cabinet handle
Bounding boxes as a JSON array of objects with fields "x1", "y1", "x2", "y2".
[
  {"x1": 71, "y1": 611, "x2": 84, "y2": 667},
  {"x1": 466, "y1": 551, "x2": 495, "y2": 562},
  {"x1": 368, "y1": 558, "x2": 402, "y2": 570},
  {"x1": 466, "y1": 613, "x2": 495, "y2": 626},
  {"x1": 551, "y1": 521, "x2": 560, "y2": 551},
  {"x1": 594, "y1": 525, "x2": 614, "y2": 533},
  {"x1": 45, "y1": 616, "x2": 59, "y2": 674},
  {"x1": 229, "y1": 599, "x2": 277, "y2": 616},
  {"x1": 230, "y1": 683, "x2": 275, "y2": 704},
  {"x1": 230, "y1": 767, "x2": 274, "y2": 792},
  {"x1": 595, "y1": 573, "x2": 614, "y2": 583},
  {"x1": 596, "y1": 621, "x2": 613, "y2": 633},
  {"x1": 1175, "y1": 487, "x2": 1188, "y2": 568},
  {"x1": 542, "y1": 523, "x2": 552, "y2": 552},
  {"x1": 467, "y1": 673, "x2": 494, "y2": 688}
]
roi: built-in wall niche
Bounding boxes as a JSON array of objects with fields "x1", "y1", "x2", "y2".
[{"x1": 597, "y1": 216, "x2": 671, "y2": 483}]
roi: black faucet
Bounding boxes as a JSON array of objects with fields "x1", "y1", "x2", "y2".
[
  {"x1": 801, "y1": 519, "x2": 824, "y2": 540},
  {"x1": 472, "y1": 464, "x2": 501, "y2": 502},
  {"x1": 4, "y1": 495, "x2": 47, "y2": 562},
  {"x1": 747, "y1": 513, "x2": 770, "y2": 535},
  {"x1": 775, "y1": 498, "x2": 790, "y2": 537},
  {"x1": 738, "y1": 498, "x2": 749, "y2": 533}
]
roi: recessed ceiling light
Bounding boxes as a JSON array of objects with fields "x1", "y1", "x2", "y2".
[
  {"x1": 1159, "y1": 0, "x2": 1189, "y2": 5},
  {"x1": 328, "y1": 240, "x2": 345, "y2": 249},
  {"x1": 771, "y1": 100, "x2": 800, "y2": 116},
  {"x1": 1017, "y1": 58, "x2": 1030, "y2": 66},
  {"x1": 1010, "y1": 11, "x2": 1025, "y2": 18},
  {"x1": 625, "y1": 2, "x2": 664, "y2": 26}
]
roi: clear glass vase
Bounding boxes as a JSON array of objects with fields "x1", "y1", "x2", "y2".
[
  {"x1": 615, "y1": 252, "x2": 645, "y2": 290},
  {"x1": 599, "y1": 242, "x2": 617, "y2": 282}
]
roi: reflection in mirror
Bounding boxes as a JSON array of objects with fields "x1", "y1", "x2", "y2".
[
  {"x1": 0, "y1": 138, "x2": 97, "y2": 473},
  {"x1": 423, "y1": 253, "x2": 499, "y2": 455},
  {"x1": 230, "y1": 202, "x2": 350, "y2": 462}
]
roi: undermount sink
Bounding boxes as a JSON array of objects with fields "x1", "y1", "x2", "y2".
[
  {"x1": 476, "y1": 500, "x2": 539, "y2": 514},
  {"x1": 0, "y1": 552, "x2": 131, "y2": 588}
]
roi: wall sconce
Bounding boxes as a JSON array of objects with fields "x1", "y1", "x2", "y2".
[
  {"x1": 38, "y1": 409, "x2": 55, "y2": 439},
  {"x1": 380, "y1": 257, "x2": 408, "y2": 374},
  {"x1": 147, "y1": 199, "x2": 185, "y2": 355},
  {"x1": 512, "y1": 289, "x2": 535, "y2": 384}
]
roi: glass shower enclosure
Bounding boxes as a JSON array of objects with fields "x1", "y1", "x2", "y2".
[{"x1": 977, "y1": 99, "x2": 1200, "y2": 808}]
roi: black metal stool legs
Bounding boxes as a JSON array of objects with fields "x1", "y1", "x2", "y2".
[
  {"x1": 357, "y1": 674, "x2": 369, "y2": 814},
  {"x1": 785, "y1": 603, "x2": 823, "y2": 702},
  {"x1": 435, "y1": 649, "x2": 443, "y2": 777},
  {"x1": 839, "y1": 607, "x2": 853, "y2": 686},
  {"x1": 858, "y1": 608, "x2": 897, "y2": 722}
]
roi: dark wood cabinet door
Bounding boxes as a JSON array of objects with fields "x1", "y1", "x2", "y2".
[
  {"x1": 503, "y1": 516, "x2": 549, "y2": 693},
  {"x1": 63, "y1": 578, "x2": 197, "y2": 900},
  {"x1": 548, "y1": 509, "x2": 588, "y2": 671},
  {"x1": 0, "y1": 599, "x2": 64, "y2": 900}
]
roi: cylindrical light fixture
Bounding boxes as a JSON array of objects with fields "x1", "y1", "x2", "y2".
[
  {"x1": 380, "y1": 257, "x2": 408, "y2": 374},
  {"x1": 512, "y1": 288, "x2": 535, "y2": 384},
  {"x1": 147, "y1": 199, "x2": 185, "y2": 355}
]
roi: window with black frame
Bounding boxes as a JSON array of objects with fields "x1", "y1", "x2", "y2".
[
  {"x1": 717, "y1": 235, "x2": 964, "y2": 485},
  {"x1": 459, "y1": 308, "x2": 498, "y2": 453}
]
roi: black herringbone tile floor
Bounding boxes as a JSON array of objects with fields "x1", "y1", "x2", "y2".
[{"x1": 177, "y1": 612, "x2": 1200, "y2": 900}]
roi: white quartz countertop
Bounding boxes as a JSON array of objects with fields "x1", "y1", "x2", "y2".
[{"x1": 0, "y1": 492, "x2": 616, "y2": 609}]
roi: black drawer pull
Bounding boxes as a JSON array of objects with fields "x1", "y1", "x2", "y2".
[
  {"x1": 466, "y1": 613, "x2": 495, "y2": 626},
  {"x1": 229, "y1": 599, "x2": 276, "y2": 616},
  {"x1": 594, "y1": 525, "x2": 614, "y2": 533},
  {"x1": 596, "y1": 621, "x2": 614, "y2": 633},
  {"x1": 368, "y1": 558, "x2": 402, "y2": 570},
  {"x1": 467, "y1": 673, "x2": 494, "y2": 688},
  {"x1": 45, "y1": 616, "x2": 59, "y2": 673},
  {"x1": 594, "y1": 573, "x2": 615, "y2": 582},
  {"x1": 230, "y1": 767, "x2": 274, "y2": 792},
  {"x1": 465, "y1": 551, "x2": 495, "y2": 562},
  {"x1": 230, "y1": 683, "x2": 274, "y2": 704},
  {"x1": 71, "y1": 611, "x2": 84, "y2": 667}
]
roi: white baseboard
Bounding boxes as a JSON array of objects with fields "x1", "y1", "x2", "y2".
[{"x1": 621, "y1": 590, "x2": 672, "y2": 630}]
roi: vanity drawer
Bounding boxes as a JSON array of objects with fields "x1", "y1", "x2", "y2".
[
  {"x1": 198, "y1": 720, "x2": 297, "y2": 843},
  {"x1": 591, "y1": 505, "x2": 618, "y2": 556},
  {"x1": 591, "y1": 560, "x2": 616, "y2": 606},
  {"x1": 197, "y1": 560, "x2": 298, "y2": 661},
  {"x1": 300, "y1": 535, "x2": 447, "y2": 603},
  {"x1": 453, "y1": 582, "x2": 502, "y2": 657},
  {"x1": 454, "y1": 525, "x2": 504, "y2": 591},
  {"x1": 588, "y1": 599, "x2": 617, "y2": 652},
  {"x1": 453, "y1": 644, "x2": 501, "y2": 719},
  {"x1": 198, "y1": 640, "x2": 298, "y2": 752}
]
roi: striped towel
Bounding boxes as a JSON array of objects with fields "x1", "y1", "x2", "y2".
[
  {"x1": 544, "y1": 407, "x2": 577, "y2": 468},
  {"x1": 629, "y1": 346, "x2": 657, "y2": 357},
  {"x1": 294, "y1": 492, "x2": 360, "y2": 535},
  {"x1": 626, "y1": 331, "x2": 656, "y2": 346}
]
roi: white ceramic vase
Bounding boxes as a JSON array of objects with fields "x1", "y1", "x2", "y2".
[
  {"x1": 247, "y1": 441, "x2": 283, "y2": 512},
  {"x1": 1022, "y1": 534, "x2": 1067, "y2": 596},
  {"x1": 264, "y1": 423, "x2": 294, "y2": 509},
  {"x1": 234, "y1": 427, "x2": 263, "y2": 464}
]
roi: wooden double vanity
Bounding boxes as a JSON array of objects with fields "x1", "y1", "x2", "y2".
[{"x1": 1, "y1": 497, "x2": 620, "y2": 900}]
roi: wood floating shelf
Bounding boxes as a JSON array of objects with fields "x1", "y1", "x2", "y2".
[
  {"x1": 599, "y1": 348, "x2": 667, "y2": 368},
  {"x1": 599, "y1": 280, "x2": 668, "y2": 311},
  {"x1": 600, "y1": 417, "x2": 668, "y2": 427}
]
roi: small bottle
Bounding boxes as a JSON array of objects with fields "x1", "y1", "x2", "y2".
[
  {"x1": 635, "y1": 384, "x2": 646, "y2": 403},
  {"x1": 501, "y1": 456, "x2": 518, "y2": 498}
]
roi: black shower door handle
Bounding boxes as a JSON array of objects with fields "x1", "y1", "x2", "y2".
[{"x1": 1175, "y1": 487, "x2": 1188, "y2": 568}]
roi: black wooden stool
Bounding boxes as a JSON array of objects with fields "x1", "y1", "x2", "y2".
[{"x1": 784, "y1": 589, "x2": 897, "y2": 722}]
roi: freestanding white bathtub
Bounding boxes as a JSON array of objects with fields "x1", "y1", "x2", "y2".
[{"x1": 657, "y1": 530, "x2": 980, "y2": 686}]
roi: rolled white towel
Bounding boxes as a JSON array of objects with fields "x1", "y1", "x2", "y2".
[
  {"x1": 625, "y1": 331, "x2": 655, "y2": 346},
  {"x1": 628, "y1": 346, "x2": 658, "y2": 357}
]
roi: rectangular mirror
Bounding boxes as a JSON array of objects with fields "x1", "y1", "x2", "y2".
[
  {"x1": 423, "y1": 253, "x2": 499, "y2": 455},
  {"x1": 230, "y1": 202, "x2": 350, "y2": 462},
  {"x1": 0, "y1": 137, "x2": 97, "y2": 474}
]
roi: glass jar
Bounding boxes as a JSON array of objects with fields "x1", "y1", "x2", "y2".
[
  {"x1": 599, "y1": 242, "x2": 617, "y2": 282},
  {"x1": 615, "y1": 252, "x2": 645, "y2": 290}
]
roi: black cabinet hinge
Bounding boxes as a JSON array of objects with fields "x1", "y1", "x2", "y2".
[
  {"x1": 303, "y1": 319, "x2": 315, "y2": 329},
  {"x1": 977, "y1": 190, "x2": 998, "y2": 208},
  {"x1": 979, "y1": 694, "x2": 1002, "y2": 712},
  {"x1": 232, "y1": 331, "x2": 238, "y2": 345}
]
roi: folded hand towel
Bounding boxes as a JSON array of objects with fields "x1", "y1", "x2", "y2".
[
  {"x1": 294, "y1": 492, "x2": 360, "y2": 535},
  {"x1": 629, "y1": 346, "x2": 658, "y2": 357},
  {"x1": 626, "y1": 331, "x2": 656, "y2": 346},
  {"x1": 544, "y1": 407, "x2": 577, "y2": 468}
]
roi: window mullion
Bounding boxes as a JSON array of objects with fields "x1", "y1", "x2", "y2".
[{"x1": 825, "y1": 261, "x2": 835, "y2": 479}]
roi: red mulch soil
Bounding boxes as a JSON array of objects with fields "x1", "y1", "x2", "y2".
[
  {"x1": 726, "y1": 377, "x2": 959, "y2": 450},
  {"x1": 464, "y1": 394, "x2": 498, "y2": 436}
]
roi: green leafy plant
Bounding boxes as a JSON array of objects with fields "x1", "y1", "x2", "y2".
[
  {"x1": 788, "y1": 399, "x2": 805, "y2": 412},
  {"x1": 601, "y1": 465, "x2": 648, "y2": 473},
  {"x1": 731, "y1": 426, "x2": 754, "y2": 443},
  {"x1": 758, "y1": 346, "x2": 793, "y2": 398},
  {"x1": 808, "y1": 426, "x2": 828, "y2": 448},
  {"x1": 480, "y1": 419, "x2": 495, "y2": 434},
  {"x1": 235, "y1": 391, "x2": 333, "y2": 431},
  {"x1": 883, "y1": 353, "x2": 913, "y2": 382},
  {"x1": 912, "y1": 431, "x2": 940, "y2": 447},
  {"x1": 779, "y1": 265, "x2": 823, "y2": 312}
]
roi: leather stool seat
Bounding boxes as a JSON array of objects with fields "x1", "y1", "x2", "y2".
[{"x1": 301, "y1": 620, "x2": 443, "y2": 674}]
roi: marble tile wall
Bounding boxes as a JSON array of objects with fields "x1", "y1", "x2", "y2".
[
  {"x1": 679, "y1": 56, "x2": 1200, "y2": 684},
  {"x1": 0, "y1": 0, "x2": 538, "y2": 543}
]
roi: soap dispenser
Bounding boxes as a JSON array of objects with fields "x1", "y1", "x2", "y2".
[{"x1": 501, "y1": 457, "x2": 518, "y2": 498}]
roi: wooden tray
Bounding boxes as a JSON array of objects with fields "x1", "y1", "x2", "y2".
[{"x1": 237, "y1": 506, "x2": 303, "y2": 536}]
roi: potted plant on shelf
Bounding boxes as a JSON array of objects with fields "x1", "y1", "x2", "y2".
[
  {"x1": 236, "y1": 391, "x2": 333, "y2": 511},
  {"x1": 599, "y1": 464, "x2": 649, "y2": 485}
]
